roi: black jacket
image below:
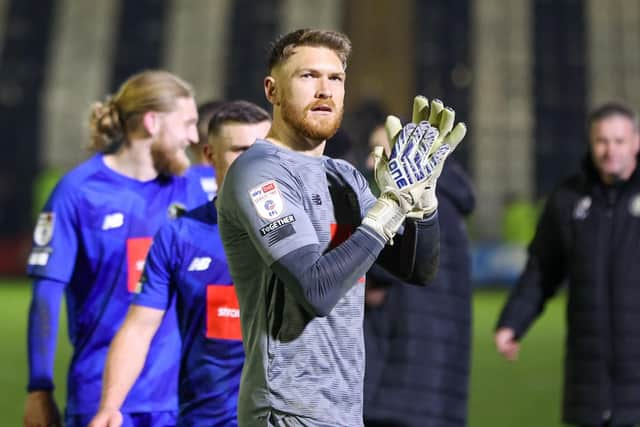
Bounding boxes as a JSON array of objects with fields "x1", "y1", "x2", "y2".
[
  {"x1": 497, "y1": 157, "x2": 640, "y2": 425},
  {"x1": 364, "y1": 160, "x2": 475, "y2": 427}
]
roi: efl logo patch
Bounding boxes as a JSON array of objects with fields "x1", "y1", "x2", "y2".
[
  {"x1": 126, "y1": 237, "x2": 153, "y2": 293},
  {"x1": 249, "y1": 180, "x2": 284, "y2": 220},
  {"x1": 34, "y1": 212, "x2": 55, "y2": 246},
  {"x1": 206, "y1": 285, "x2": 242, "y2": 341}
]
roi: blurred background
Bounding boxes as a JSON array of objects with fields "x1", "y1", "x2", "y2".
[{"x1": 1, "y1": 0, "x2": 638, "y2": 425}]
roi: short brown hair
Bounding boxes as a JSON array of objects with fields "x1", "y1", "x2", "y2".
[
  {"x1": 208, "y1": 100, "x2": 271, "y2": 138},
  {"x1": 88, "y1": 70, "x2": 194, "y2": 153},
  {"x1": 197, "y1": 100, "x2": 224, "y2": 144},
  {"x1": 267, "y1": 29, "x2": 352, "y2": 72},
  {"x1": 588, "y1": 101, "x2": 639, "y2": 131}
]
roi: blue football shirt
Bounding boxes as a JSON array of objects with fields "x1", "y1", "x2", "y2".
[
  {"x1": 26, "y1": 153, "x2": 208, "y2": 415},
  {"x1": 185, "y1": 164, "x2": 217, "y2": 201},
  {"x1": 134, "y1": 201, "x2": 243, "y2": 427}
]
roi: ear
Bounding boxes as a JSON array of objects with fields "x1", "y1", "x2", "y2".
[
  {"x1": 203, "y1": 139, "x2": 215, "y2": 166},
  {"x1": 142, "y1": 111, "x2": 159, "y2": 136},
  {"x1": 264, "y1": 76, "x2": 279, "y2": 106}
]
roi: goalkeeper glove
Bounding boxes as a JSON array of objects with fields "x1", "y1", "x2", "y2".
[
  {"x1": 362, "y1": 119, "x2": 443, "y2": 243},
  {"x1": 394, "y1": 96, "x2": 467, "y2": 219}
]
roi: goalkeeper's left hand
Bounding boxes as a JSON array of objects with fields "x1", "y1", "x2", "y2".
[
  {"x1": 383, "y1": 96, "x2": 467, "y2": 219},
  {"x1": 362, "y1": 119, "x2": 441, "y2": 243}
]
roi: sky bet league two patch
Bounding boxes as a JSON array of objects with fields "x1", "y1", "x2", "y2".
[{"x1": 249, "y1": 180, "x2": 285, "y2": 220}]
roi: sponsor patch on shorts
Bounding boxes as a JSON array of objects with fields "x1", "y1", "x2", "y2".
[
  {"x1": 259, "y1": 215, "x2": 296, "y2": 246},
  {"x1": 249, "y1": 180, "x2": 284, "y2": 220}
]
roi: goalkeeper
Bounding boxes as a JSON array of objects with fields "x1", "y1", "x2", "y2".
[{"x1": 217, "y1": 28, "x2": 466, "y2": 427}]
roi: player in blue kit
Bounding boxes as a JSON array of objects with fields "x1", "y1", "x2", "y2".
[
  {"x1": 186, "y1": 100, "x2": 224, "y2": 201},
  {"x1": 89, "y1": 100, "x2": 271, "y2": 427},
  {"x1": 217, "y1": 29, "x2": 467, "y2": 426},
  {"x1": 24, "y1": 70, "x2": 208, "y2": 427}
]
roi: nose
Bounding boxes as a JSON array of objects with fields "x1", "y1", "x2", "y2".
[
  {"x1": 316, "y1": 77, "x2": 332, "y2": 99},
  {"x1": 188, "y1": 125, "x2": 199, "y2": 145},
  {"x1": 599, "y1": 141, "x2": 614, "y2": 157}
]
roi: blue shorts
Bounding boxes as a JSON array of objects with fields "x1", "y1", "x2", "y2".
[{"x1": 65, "y1": 411, "x2": 177, "y2": 427}]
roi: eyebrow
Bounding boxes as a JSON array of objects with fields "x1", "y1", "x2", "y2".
[{"x1": 296, "y1": 67, "x2": 345, "y2": 76}]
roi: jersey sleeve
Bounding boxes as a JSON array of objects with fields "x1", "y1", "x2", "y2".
[
  {"x1": 26, "y1": 178, "x2": 80, "y2": 283},
  {"x1": 219, "y1": 158, "x2": 320, "y2": 266},
  {"x1": 27, "y1": 278, "x2": 65, "y2": 391},
  {"x1": 133, "y1": 222, "x2": 177, "y2": 310}
]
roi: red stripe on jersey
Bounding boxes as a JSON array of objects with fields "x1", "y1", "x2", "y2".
[
  {"x1": 330, "y1": 224, "x2": 365, "y2": 284},
  {"x1": 329, "y1": 223, "x2": 354, "y2": 249},
  {"x1": 206, "y1": 285, "x2": 242, "y2": 340},
  {"x1": 126, "y1": 237, "x2": 152, "y2": 293}
]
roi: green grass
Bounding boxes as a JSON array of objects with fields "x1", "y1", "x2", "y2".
[
  {"x1": 469, "y1": 289, "x2": 568, "y2": 427},
  {"x1": 1, "y1": 279, "x2": 71, "y2": 426},
  {"x1": 2, "y1": 280, "x2": 568, "y2": 426}
]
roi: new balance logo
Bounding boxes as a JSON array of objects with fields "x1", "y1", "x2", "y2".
[
  {"x1": 102, "y1": 213, "x2": 124, "y2": 230},
  {"x1": 311, "y1": 194, "x2": 322, "y2": 205},
  {"x1": 188, "y1": 257, "x2": 212, "y2": 271}
]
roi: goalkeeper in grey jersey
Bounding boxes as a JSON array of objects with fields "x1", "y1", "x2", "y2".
[{"x1": 217, "y1": 28, "x2": 466, "y2": 427}]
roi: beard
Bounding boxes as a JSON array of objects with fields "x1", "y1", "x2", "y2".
[
  {"x1": 281, "y1": 98, "x2": 343, "y2": 142},
  {"x1": 151, "y1": 142, "x2": 190, "y2": 176}
]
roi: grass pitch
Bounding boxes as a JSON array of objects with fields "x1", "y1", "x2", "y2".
[{"x1": 1, "y1": 279, "x2": 567, "y2": 426}]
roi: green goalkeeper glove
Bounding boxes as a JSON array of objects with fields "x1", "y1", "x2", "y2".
[
  {"x1": 362, "y1": 118, "x2": 444, "y2": 243},
  {"x1": 392, "y1": 96, "x2": 467, "y2": 219}
]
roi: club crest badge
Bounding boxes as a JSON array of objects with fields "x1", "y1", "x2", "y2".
[
  {"x1": 168, "y1": 202, "x2": 187, "y2": 219},
  {"x1": 573, "y1": 196, "x2": 591, "y2": 220},
  {"x1": 629, "y1": 194, "x2": 640, "y2": 217},
  {"x1": 33, "y1": 212, "x2": 55, "y2": 246},
  {"x1": 249, "y1": 180, "x2": 284, "y2": 219}
]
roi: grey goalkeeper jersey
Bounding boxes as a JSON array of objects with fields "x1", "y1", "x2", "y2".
[{"x1": 218, "y1": 140, "x2": 378, "y2": 427}]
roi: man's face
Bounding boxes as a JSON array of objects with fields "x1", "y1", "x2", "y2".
[
  {"x1": 589, "y1": 114, "x2": 640, "y2": 183},
  {"x1": 151, "y1": 96, "x2": 199, "y2": 175},
  {"x1": 271, "y1": 46, "x2": 345, "y2": 141},
  {"x1": 366, "y1": 125, "x2": 391, "y2": 171},
  {"x1": 208, "y1": 120, "x2": 271, "y2": 182}
]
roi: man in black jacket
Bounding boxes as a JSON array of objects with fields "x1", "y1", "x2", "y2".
[
  {"x1": 364, "y1": 155, "x2": 476, "y2": 427},
  {"x1": 495, "y1": 102, "x2": 640, "y2": 427}
]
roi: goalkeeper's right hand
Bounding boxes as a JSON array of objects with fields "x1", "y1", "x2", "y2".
[
  {"x1": 362, "y1": 119, "x2": 447, "y2": 243},
  {"x1": 405, "y1": 97, "x2": 467, "y2": 218}
]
